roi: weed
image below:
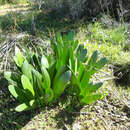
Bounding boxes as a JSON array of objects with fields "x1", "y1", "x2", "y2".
[{"x1": 4, "y1": 32, "x2": 107, "y2": 112}]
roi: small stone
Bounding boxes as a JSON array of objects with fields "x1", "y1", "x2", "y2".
[{"x1": 72, "y1": 123, "x2": 82, "y2": 130}]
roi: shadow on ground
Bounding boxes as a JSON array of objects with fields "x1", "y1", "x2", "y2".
[
  {"x1": 0, "y1": 76, "x2": 82, "y2": 129},
  {"x1": 0, "y1": 77, "x2": 38, "y2": 129},
  {"x1": 113, "y1": 63, "x2": 130, "y2": 88},
  {"x1": 0, "y1": 6, "x2": 83, "y2": 36},
  {"x1": 53, "y1": 104, "x2": 82, "y2": 129}
]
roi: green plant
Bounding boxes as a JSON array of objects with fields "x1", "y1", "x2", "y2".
[
  {"x1": 4, "y1": 46, "x2": 71, "y2": 112},
  {"x1": 69, "y1": 50, "x2": 107, "y2": 104},
  {"x1": 4, "y1": 32, "x2": 107, "y2": 112},
  {"x1": 87, "y1": 22, "x2": 126, "y2": 47},
  {"x1": 51, "y1": 32, "x2": 107, "y2": 104}
]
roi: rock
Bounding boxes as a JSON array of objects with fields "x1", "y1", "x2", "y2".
[{"x1": 72, "y1": 123, "x2": 82, "y2": 130}]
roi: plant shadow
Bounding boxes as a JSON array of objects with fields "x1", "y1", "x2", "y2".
[
  {"x1": 0, "y1": 77, "x2": 83, "y2": 129},
  {"x1": 51, "y1": 95, "x2": 83, "y2": 129},
  {"x1": 54, "y1": 105, "x2": 82, "y2": 129},
  {"x1": 113, "y1": 63, "x2": 130, "y2": 88},
  {"x1": 0, "y1": 77, "x2": 44, "y2": 129}
]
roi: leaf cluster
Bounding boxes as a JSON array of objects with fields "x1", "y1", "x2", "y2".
[{"x1": 4, "y1": 32, "x2": 107, "y2": 112}]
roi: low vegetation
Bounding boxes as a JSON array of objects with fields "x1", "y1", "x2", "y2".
[{"x1": 4, "y1": 32, "x2": 107, "y2": 112}]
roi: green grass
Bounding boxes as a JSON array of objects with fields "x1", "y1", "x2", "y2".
[
  {"x1": 81, "y1": 22, "x2": 128, "y2": 49},
  {"x1": 75, "y1": 22, "x2": 130, "y2": 63}
]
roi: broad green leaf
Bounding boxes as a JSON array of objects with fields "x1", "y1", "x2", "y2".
[
  {"x1": 75, "y1": 58, "x2": 78, "y2": 75},
  {"x1": 48, "y1": 60, "x2": 56, "y2": 81},
  {"x1": 32, "y1": 54, "x2": 41, "y2": 72},
  {"x1": 45, "y1": 88, "x2": 54, "y2": 103},
  {"x1": 91, "y1": 50, "x2": 98, "y2": 63},
  {"x1": 81, "y1": 70, "x2": 91, "y2": 91},
  {"x1": 62, "y1": 33, "x2": 68, "y2": 43},
  {"x1": 69, "y1": 49, "x2": 75, "y2": 72},
  {"x1": 21, "y1": 61, "x2": 33, "y2": 82},
  {"x1": 29, "y1": 99, "x2": 35, "y2": 106},
  {"x1": 77, "y1": 62, "x2": 85, "y2": 81},
  {"x1": 53, "y1": 66, "x2": 67, "y2": 90},
  {"x1": 91, "y1": 57, "x2": 108, "y2": 75},
  {"x1": 41, "y1": 55, "x2": 49, "y2": 69},
  {"x1": 47, "y1": 54, "x2": 55, "y2": 65},
  {"x1": 71, "y1": 71, "x2": 81, "y2": 87},
  {"x1": 8, "y1": 85, "x2": 19, "y2": 99},
  {"x1": 85, "y1": 82, "x2": 103, "y2": 96},
  {"x1": 32, "y1": 69, "x2": 44, "y2": 96},
  {"x1": 94, "y1": 57, "x2": 107, "y2": 70},
  {"x1": 67, "y1": 32, "x2": 74, "y2": 41},
  {"x1": 32, "y1": 69, "x2": 42, "y2": 81},
  {"x1": 73, "y1": 40, "x2": 79, "y2": 51},
  {"x1": 29, "y1": 99, "x2": 39, "y2": 108},
  {"x1": 70, "y1": 71, "x2": 82, "y2": 95},
  {"x1": 14, "y1": 56, "x2": 20, "y2": 67},
  {"x1": 62, "y1": 32, "x2": 74, "y2": 44},
  {"x1": 57, "y1": 47, "x2": 63, "y2": 60},
  {"x1": 4, "y1": 72, "x2": 17, "y2": 86},
  {"x1": 8, "y1": 85, "x2": 30, "y2": 102},
  {"x1": 57, "y1": 43, "x2": 69, "y2": 67},
  {"x1": 15, "y1": 103, "x2": 30, "y2": 112},
  {"x1": 32, "y1": 73, "x2": 42, "y2": 97},
  {"x1": 77, "y1": 44, "x2": 88, "y2": 62},
  {"x1": 56, "y1": 32, "x2": 63, "y2": 45},
  {"x1": 68, "y1": 65, "x2": 81, "y2": 87},
  {"x1": 21, "y1": 75, "x2": 35, "y2": 96},
  {"x1": 62, "y1": 47, "x2": 69, "y2": 65},
  {"x1": 4, "y1": 71, "x2": 21, "y2": 83},
  {"x1": 53, "y1": 70, "x2": 71, "y2": 99},
  {"x1": 41, "y1": 67, "x2": 51, "y2": 89},
  {"x1": 56, "y1": 59, "x2": 62, "y2": 70},
  {"x1": 81, "y1": 94, "x2": 102, "y2": 104},
  {"x1": 86, "y1": 51, "x2": 98, "y2": 70},
  {"x1": 14, "y1": 47, "x2": 25, "y2": 67}
]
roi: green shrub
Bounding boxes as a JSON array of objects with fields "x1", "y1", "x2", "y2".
[
  {"x1": 86, "y1": 22, "x2": 127, "y2": 48},
  {"x1": 4, "y1": 47, "x2": 71, "y2": 112},
  {"x1": 33, "y1": 0, "x2": 123, "y2": 20},
  {"x1": 4, "y1": 32, "x2": 107, "y2": 112}
]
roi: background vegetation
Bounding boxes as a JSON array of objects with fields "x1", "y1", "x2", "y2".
[{"x1": 0, "y1": 0, "x2": 28, "y2": 4}]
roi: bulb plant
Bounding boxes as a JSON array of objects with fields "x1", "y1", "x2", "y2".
[{"x1": 4, "y1": 32, "x2": 107, "y2": 112}]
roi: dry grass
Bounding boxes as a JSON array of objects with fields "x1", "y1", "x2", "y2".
[
  {"x1": 22, "y1": 81, "x2": 130, "y2": 130},
  {"x1": 0, "y1": 4, "x2": 30, "y2": 16}
]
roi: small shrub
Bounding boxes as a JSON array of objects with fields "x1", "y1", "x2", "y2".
[
  {"x1": 87, "y1": 22, "x2": 127, "y2": 47},
  {"x1": 4, "y1": 32, "x2": 107, "y2": 112}
]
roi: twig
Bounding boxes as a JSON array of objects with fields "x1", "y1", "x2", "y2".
[
  {"x1": 94, "y1": 68, "x2": 112, "y2": 77},
  {"x1": 107, "y1": 87, "x2": 129, "y2": 108},
  {"x1": 96, "y1": 114, "x2": 111, "y2": 130},
  {"x1": 94, "y1": 76, "x2": 119, "y2": 84},
  {"x1": 72, "y1": 112, "x2": 91, "y2": 115}
]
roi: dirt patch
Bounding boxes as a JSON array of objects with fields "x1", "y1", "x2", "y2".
[{"x1": 0, "y1": 4, "x2": 30, "y2": 16}]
